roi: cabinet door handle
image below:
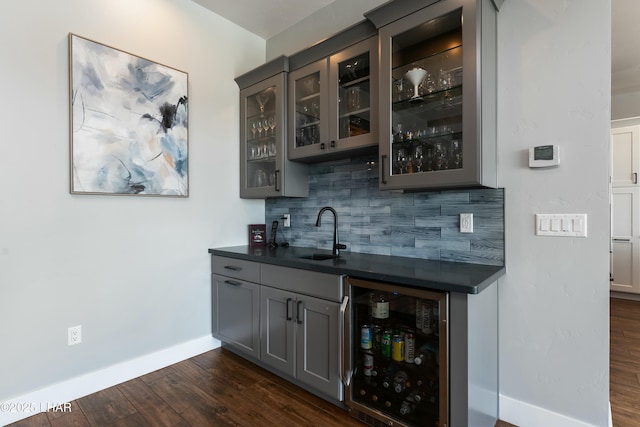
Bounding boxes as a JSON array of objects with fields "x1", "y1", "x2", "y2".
[
  {"x1": 296, "y1": 301, "x2": 303, "y2": 324},
  {"x1": 286, "y1": 298, "x2": 293, "y2": 321},
  {"x1": 275, "y1": 169, "x2": 281, "y2": 192},
  {"x1": 339, "y1": 295, "x2": 351, "y2": 387},
  {"x1": 613, "y1": 238, "x2": 631, "y2": 242},
  {"x1": 224, "y1": 265, "x2": 242, "y2": 272},
  {"x1": 223, "y1": 279, "x2": 242, "y2": 286},
  {"x1": 634, "y1": 172, "x2": 638, "y2": 184},
  {"x1": 380, "y1": 155, "x2": 388, "y2": 184}
]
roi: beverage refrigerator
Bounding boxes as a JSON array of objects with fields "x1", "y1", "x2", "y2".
[{"x1": 343, "y1": 277, "x2": 449, "y2": 427}]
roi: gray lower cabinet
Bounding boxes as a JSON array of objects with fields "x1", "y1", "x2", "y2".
[
  {"x1": 211, "y1": 255, "x2": 344, "y2": 403},
  {"x1": 211, "y1": 274, "x2": 260, "y2": 360},
  {"x1": 260, "y1": 285, "x2": 342, "y2": 401}
]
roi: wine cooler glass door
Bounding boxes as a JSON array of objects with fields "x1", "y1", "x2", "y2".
[{"x1": 345, "y1": 277, "x2": 448, "y2": 427}]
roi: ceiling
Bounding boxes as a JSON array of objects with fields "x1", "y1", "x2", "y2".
[
  {"x1": 193, "y1": 0, "x2": 635, "y2": 95},
  {"x1": 191, "y1": 0, "x2": 338, "y2": 40},
  {"x1": 612, "y1": 0, "x2": 640, "y2": 95}
]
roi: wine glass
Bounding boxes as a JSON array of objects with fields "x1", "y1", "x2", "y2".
[
  {"x1": 256, "y1": 93, "x2": 269, "y2": 113},
  {"x1": 262, "y1": 119, "x2": 270, "y2": 138},
  {"x1": 251, "y1": 121, "x2": 257, "y2": 139},
  {"x1": 451, "y1": 140, "x2": 462, "y2": 169},
  {"x1": 394, "y1": 148, "x2": 408, "y2": 174},
  {"x1": 413, "y1": 145, "x2": 424, "y2": 172},
  {"x1": 344, "y1": 59, "x2": 359, "y2": 80},
  {"x1": 393, "y1": 78, "x2": 404, "y2": 102},
  {"x1": 438, "y1": 68, "x2": 452, "y2": 91},
  {"x1": 268, "y1": 116, "x2": 276, "y2": 136},
  {"x1": 434, "y1": 142, "x2": 448, "y2": 170},
  {"x1": 425, "y1": 72, "x2": 436, "y2": 94},
  {"x1": 303, "y1": 77, "x2": 316, "y2": 96}
]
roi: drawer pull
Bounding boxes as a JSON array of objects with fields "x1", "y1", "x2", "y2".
[
  {"x1": 613, "y1": 238, "x2": 631, "y2": 242},
  {"x1": 380, "y1": 155, "x2": 388, "y2": 184},
  {"x1": 224, "y1": 280, "x2": 242, "y2": 286},
  {"x1": 224, "y1": 265, "x2": 242, "y2": 272}
]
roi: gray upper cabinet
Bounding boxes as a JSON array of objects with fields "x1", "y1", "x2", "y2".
[
  {"x1": 287, "y1": 23, "x2": 379, "y2": 162},
  {"x1": 236, "y1": 57, "x2": 308, "y2": 198},
  {"x1": 373, "y1": 0, "x2": 499, "y2": 190}
]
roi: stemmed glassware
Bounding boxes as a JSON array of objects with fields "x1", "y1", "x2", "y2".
[
  {"x1": 268, "y1": 116, "x2": 276, "y2": 136},
  {"x1": 394, "y1": 148, "x2": 409, "y2": 174},
  {"x1": 413, "y1": 145, "x2": 424, "y2": 172},
  {"x1": 451, "y1": 140, "x2": 462, "y2": 169},
  {"x1": 434, "y1": 142, "x2": 448, "y2": 170},
  {"x1": 256, "y1": 93, "x2": 270, "y2": 114},
  {"x1": 345, "y1": 59, "x2": 359, "y2": 80},
  {"x1": 405, "y1": 67, "x2": 427, "y2": 104},
  {"x1": 302, "y1": 76, "x2": 316, "y2": 96}
]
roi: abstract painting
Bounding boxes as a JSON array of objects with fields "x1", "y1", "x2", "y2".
[{"x1": 69, "y1": 34, "x2": 188, "y2": 196}]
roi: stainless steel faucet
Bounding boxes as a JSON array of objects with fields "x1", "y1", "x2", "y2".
[{"x1": 315, "y1": 207, "x2": 347, "y2": 256}]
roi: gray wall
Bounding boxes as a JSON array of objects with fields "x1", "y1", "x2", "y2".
[
  {"x1": 496, "y1": 2, "x2": 610, "y2": 426},
  {"x1": 0, "y1": 0, "x2": 265, "y2": 403},
  {"x1": 268, "y1": 1, "x2": 611, "y2": 426}
]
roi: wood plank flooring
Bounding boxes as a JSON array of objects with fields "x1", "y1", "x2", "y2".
[
  {"x1": 6, "y1": 348, "x2": 363, "y2": 427},
  {"x1": 610, "y1": 297, "x2": 640, "y2": 427},
  {"x1": 6, "y1": 346, "x2": 519, "y2": 427},
  {"x1": 12, "y1": 297, "x2": 640, "y2": 427}
]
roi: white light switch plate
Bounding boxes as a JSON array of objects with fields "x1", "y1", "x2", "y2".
[{"x1": 535, "y1": 214, "x2": 587, "y2": 237}]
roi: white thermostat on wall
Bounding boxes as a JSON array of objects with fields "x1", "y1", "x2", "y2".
[{"x1": 529, "y1": 144, "x2": 560, "y2": 168}]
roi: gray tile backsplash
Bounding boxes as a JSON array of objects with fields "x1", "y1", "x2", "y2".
[{"x1": 266, "y1": 155, "x2": 504, "y2": 266}]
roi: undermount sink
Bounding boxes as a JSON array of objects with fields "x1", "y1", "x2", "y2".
[{"x1": 298, "y1": 253, "x2": 340, "y2": 261}]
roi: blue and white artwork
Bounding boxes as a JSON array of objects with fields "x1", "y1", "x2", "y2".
[{"x1": 70, "y1": 34, "x2": 188, "y2": 196}]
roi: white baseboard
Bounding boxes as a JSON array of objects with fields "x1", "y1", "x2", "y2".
[
  {"x1": 500, "y1": 394, "x2": 611, "y2": 427},
  {"x1": 0, "y1": 336, "x2": 220, "y2": 426}
]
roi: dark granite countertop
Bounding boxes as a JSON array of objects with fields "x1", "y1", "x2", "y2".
[{"x1": 208, "y1": 246, "x2": 505, "y2": 294}]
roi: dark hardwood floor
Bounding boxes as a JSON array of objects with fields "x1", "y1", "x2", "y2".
[
  {"x1": 6, "y1": 348, "x2": 363, "y2": 427},
  {"x1": 5, "y1": 345, "x2": 520, "y2": 427},
  {"x1": 610, "y1": 297, "x2": 640, "y2": 427},
  {"x1": 10, "y1": 303, "x2": 640, "y2": 427}
]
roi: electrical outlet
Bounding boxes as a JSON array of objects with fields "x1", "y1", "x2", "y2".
[
  {"x1": 68, "y1": 325, "x2": 82, "y2": 346},
  {"x1": 460, "y1": 213, "x2": 473, "y2": 233},
  {"x1": 283, "y1": 214, "x2": 291, "y2": 228}
]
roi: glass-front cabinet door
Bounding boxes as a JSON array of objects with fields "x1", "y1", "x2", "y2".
[
  {"x1": 329, "y1": 37, "x2": 378, "y2": 155},
  {"x1": 378, "y1": 0, "x2": 497, "y2": 190},
  {"x1": 288, "y1": 61, "x2": 328, "y2": 160},
  {"x1": 288, "y1": 37, "x2": 378, "y2": 161},
  {"x1": 239, "y1": 72, "x2": 308, "y2": 198}
]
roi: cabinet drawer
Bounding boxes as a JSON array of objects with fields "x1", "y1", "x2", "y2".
[
  {"x1": 261, "y1": 264, "x2": 343, "y2": 302},
  {"x1": 212, "y1": 256, "x2": 260, "y2": 283}
]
